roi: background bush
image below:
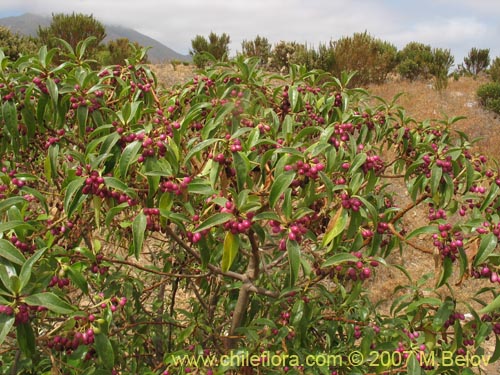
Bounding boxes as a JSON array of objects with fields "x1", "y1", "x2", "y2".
[
  {"x1": 190, "y1": 32, "x2": 231, "y2": 68},
  {"x1": 463, "y1": 47, "x2": 490, "y2": 76},
  {"x1": 0, "y1": 26, "x2": 39, "y2": 60},
  {"x1": 397, "y1": 42, "x2": 434, "y2": 81},
  {"x1": 477, "y1": 81, "x2": 500, "y2": 114},
  {"x1": 330, "y1": 32, "x2": 398, "y2": 86}
]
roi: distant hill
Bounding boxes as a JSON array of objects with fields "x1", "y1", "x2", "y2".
[{"x1": 0, "y1": 13, "x2": 191, "y2": 63}]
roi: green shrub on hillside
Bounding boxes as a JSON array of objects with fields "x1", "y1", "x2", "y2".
[
  {"x1": 477, "y1": 82, "x2": 500, "y2": 114},
  {"x1": 190, "y1": 32, "x2": 230, "y2": 68},
  {"x1": 464, "y1": 47, "x2": 490, "y2": 76},
  {"x1": 489, "y1": 57, "x2": 500, "y2": 82},
  {"x1": 330, "y1": 31, "x2": 398, "y2": 86},
  {"x1": 0, "y1": 26, "x2": 39, "y2": 60},
  {"x1": 37, "y1": 12, "x2": 106, "y2": 60},
  {"x1": 397, "y1": 42, "x2": 434, "y2": 81},
  {"x1": 241, "y1": 35, "x2": 272, "y2": 65}
]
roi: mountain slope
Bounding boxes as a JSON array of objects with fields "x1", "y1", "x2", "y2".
[{"x1": 0, "y1": 13, "x2": 190, "y2": 63}]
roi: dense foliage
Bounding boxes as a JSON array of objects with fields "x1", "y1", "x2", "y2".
[
  {"x1": 463, "y1": 48, "x2": 490, "y2": 77},
  {"x1": 190, "y1": 32, "x2": 231, "y2": 68},
  {"x1": 477, "y1": 82, "x2": 500, "y2": 114},
  {"x1": 0, "y1": 42, "x2": 499, "y2": 375},
  {"x1": 0, "y1": 26, "x2": 39, "y2": 61}
]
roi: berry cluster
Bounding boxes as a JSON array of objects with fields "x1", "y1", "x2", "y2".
[
  {"x1": 341, "y1": 193, "x2": 363, "y2": 211},
  {"x1": 284, "y1": 158, "x2": 325, "y2": 180},
  {"x1": 428, "y1": 206, "x2": 447, "y2": 221},
  {"x1": 471, "y1": 265, "x2": 500, "y2": 284},
  {"x1": 160, "y1": 176, "x2": 192, "y2": 195},
  {"x1": 48, "y1": 275, "x2": 70, "y2": 289},
  {"x1": 47, "y1": 329, "x2": 95, "y2": 353},
  {"x1": 431, "y1": 224, "x2": 464, "y2": 261},
  {"x1": 329, "y1": 122, "x2": 356, "y2": 148},
  {"x1": 362, "y1": 154, "x2": 385, "y2": 174},
  {"x1": 144, "y1": 207, "x2": 161, "y2": 231},
  {"x1": 220, "y1": 201, "x2": 254, "y2": 234},
  {"x1": 90, "y1": 254, "x2": 109, "y2": 275},
  {"x1": 9, "y1": 235, "x2": 36, "y2": 255}
]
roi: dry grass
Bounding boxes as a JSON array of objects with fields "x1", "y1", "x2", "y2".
[{"x1": 368, "y1": 75, "x2": 500, "y2": 158}]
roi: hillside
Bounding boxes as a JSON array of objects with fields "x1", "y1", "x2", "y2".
[{"x1": 0, "y1": 13, "x2": 191, "y2": 63}]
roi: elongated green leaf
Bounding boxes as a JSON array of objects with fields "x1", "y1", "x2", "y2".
[
  {"x1": 322, "y1": 253, "x2": 359, "y2": 267},
  {"x1": 16, "y1": 323, "x2": 35, "y2": 358},
  {"x1": 0, "y1": 220, "x2": 35, "y2": 233},
  {"x1": 406, "y1": 225, "x2": 439, "y2": 240},
  {"x1": 406, "y1": 297, "x2": 442, "y2": 313},
  {"x1": 67, "y1": 265, "x2": 89, "y2": 294},
  {"x1": 46, "y1": 78, "x2": 58, "y2": 106},
  {"x1": 321, "y1": 208, "x2": 348, "y2": 247},
  {"x1": 350, "y1": 152, "x2": 367, "y2": 174},
  {"x1": 132, "y1": 211, "x2": 147, "y2": 259},
  {"x1": 432, "y1": 297, "x2": 455, "y2": 330},
  {"x1": 20, "y1": 249, "x2": 48, "y2": 290},
  {"x1": 287, "y1": 239, "x2": 300, "y2": 288},
  {"x1": 77, "y1": 105, "x2": 88, "y2": 138},
  {"x1": 194, "y1": 213, "x2": 232, "y2": 233},
  {"x1": 2, "y1": 101, "x2": 18, "y2": 138},
  {"x1": 119, "y1": 141, "x2": 141, "y2": 178},
  {"x1": 94, "y1": 333, "x2": 115, "y2": 369},
  {"x1": 0, "y1": 239, "x2": 26, "y2": 266},
  {"x1": 474, "y1": 233, "x2": 498, "y2": 266},
  {"x1": 0, "y1": 315, "x2": 14, "y2": 347},
  {"x1": 221, "y1": 232, "x2": 239, "y2": 272},
  {"x1": 64, "y1": 177, "x2": 85, "y2": 217},
  {"x1": 269, "y1": 172, "x2": 296, "y2": 208},
  {"x1": 184, "y1": 138, "x2": 220, "y2": 164},
  {"x1": 430, "y1": 165, "x2": 442, "y2": 196},
  {"x1": 436, "y1": 257, "x2": 453, "y2": 288},
  {"x1": 480, "y1": 293, "x2": 500, "y2": 314},
  {"x1": 23, "y1": 292, "x2": 75, "y2": 314}
]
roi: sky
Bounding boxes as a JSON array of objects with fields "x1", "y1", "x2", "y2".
[{"x1": 0, "y1": 0, "x2": 499, "y2": 66}]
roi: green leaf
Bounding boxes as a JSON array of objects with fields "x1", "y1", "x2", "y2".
[
  {"x1": 19, "y1": 248, "x2": 47, "y2": 292},
  {"x1": 407, "y1": 354, "x2": 421, "y2": 375},
  {"x1": 321, "y1": 208, "x2": 348, "y2": 247},
  {"x1": 63, "y1": 177, "x2": 85, "y2": 217},
  {"x1": 0, "y1": 315, "x2": 14, "y2": 347},
  {"x1": 119, "y1": 141, "x2": 141, "y2": 178},
  {"x1": 436, "y1": 257, "x2": 453, "y2": 288},
  {"x1": 406, "y1": 225, "x2": 439, "y2": 240},
  {"x1": 94, "y1": 333, "x2": 115, "y2": 369},
  {"x1": 322, "y1": 253, "x2": 359, "y2": 268},
  {"x1": 16, "y1": 323, "x2": 35, "y2": 358},
  {"x1": 2, "y1": 101, "x2": 18, "y2": 141},
  {"x1": 432, "y1": 297, "x2": 455, "y2": 330},
  {"x1": 77, "y1": 105, "x2": 89, "y2": 138},
  {"x1": 474, "y1": 233, "x2": 498, "y2": 266},
  {"x1": 67, "y1": 265, "x2": 89, "y2": 295},
  {"x1": 480, "y1": 293, "x2": 500, "y2": 314},
  {"x1": 430, "y1": 165, "x2": 442, "y2": 196},
  {"x1": 0, "y1": 220, "x2": 35, "y2": 233},
  {"x1": 287, "y1": 239, "x2": 300, "y2": 288},
  {"x1": 0, "y1": 196, "x2": 26, "y2": 214},
  {"x1": 350, "y1": 152, "x2": 367, "y2": 174},
  {"x1": 194, "y1": 213, "x2": 232, "y2": 233},
  {"x1": 184, "y1": 138, "x2": 220, "y2": 164},
  {"x1": 221, "y1": 232, "x2": 239, "y2": 272},
  {"x1": 23, "y1": 292, "x2": 75, "y2": 314},
  {"x1": 0, "y1": 239, "x2": 26, "y2": 266},
  {"x1": 132, "y1": 211, "x2": 147, "y2": 259},
  {"x1": 269, "y1": 172, "x2": 296, "y2": 208},
  {"x1": 46, "y1": 78, "x2": 59, "y2": 106}
]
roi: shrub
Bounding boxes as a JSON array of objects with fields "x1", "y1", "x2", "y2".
[
  {"x1": 330, "y1": 32, "x2": 398, "y2": 86},
  {"x1": 269, "y1": 40, "x2": 298, "y2": 71},
  {"x1": 477, "y1": 82, "x2": 500, "y2": 114},
  {"x1": 0, "y1": 45, "x2": 499, "y2": 375},
  {"x1": 37, "y1": 12, "x2": 106, "y2": 60},
  {"x1": 464, "y1": 47, "x2": 490, "y2": 76},
  {"x1": 100, "y1": 38, "x2": 149, "y2": 65},
  {"x1": 190, "y1": 32, "x2": 230, "y2": 68},
  {"x1": 241, "y1": 35, "x2": 272, "y2": 65},
  {"x1": 489, "y1": 57, "x2": 500, "y2": 82},
  {"x1": 397, "y1": 42, "x2": 434, "y2": 81},
  {"x1": 429, "y1": 48, "x2": 454, "y2": 90},
  {"x1": 0, "y1": 26, "x2": 39, "y2": 60}
]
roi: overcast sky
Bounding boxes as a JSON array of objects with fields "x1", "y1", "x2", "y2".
[{"x1": 1, "y1": 0, "x2": 499, "y2": 65}]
